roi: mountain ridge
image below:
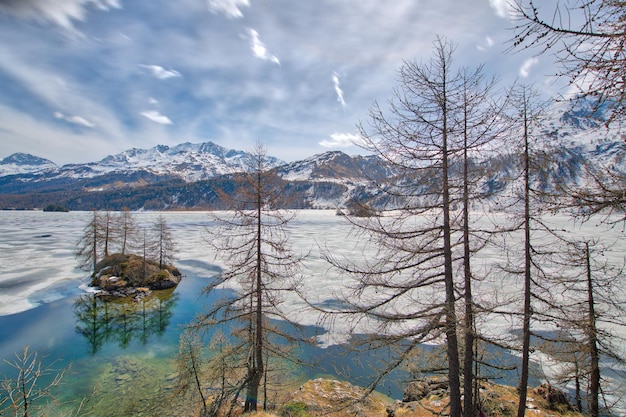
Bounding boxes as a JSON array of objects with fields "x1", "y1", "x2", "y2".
[
  {"x1": 1, "y1": 101, "x2": 624, "y2": 211},
  {"x1": 0, "y1": 141, "x2": 285, "y2": 184}
]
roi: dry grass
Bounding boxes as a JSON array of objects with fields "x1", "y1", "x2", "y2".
[
  {"x1": 188, "y1": 379, "x2": 584, "y2": 417},
  {"x1": 285, "y1": 378, "x2": 391, "y2": 417},
  {"x1": 391, "y1": 381, "x2": 583, "y2": 417}
]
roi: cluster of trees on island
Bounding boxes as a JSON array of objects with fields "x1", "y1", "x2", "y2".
[
  {"x1": 75, "y1": 210, "x2": 177, "y2": 282},
  {"x1": 2, "y1": 1, "x2": 626, "y2": 417}
]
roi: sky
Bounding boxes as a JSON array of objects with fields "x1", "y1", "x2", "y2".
[{"x1": 0, "y1": 0, "x2": 565, "y2": 165}]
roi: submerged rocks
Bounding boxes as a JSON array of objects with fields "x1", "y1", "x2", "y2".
[{"x1": 95, "y1": 286, "x2": 153, "y2": 301}]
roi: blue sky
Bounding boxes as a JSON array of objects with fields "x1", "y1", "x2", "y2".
[{"x1": 0, "y1": 0, "x2": 564, "y2": 165}]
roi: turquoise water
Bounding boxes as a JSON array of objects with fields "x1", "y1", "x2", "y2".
[
  {"x1": 0, "y1": 210, "x2": 361, "y2": 415},
  {"x1": 0, "y1": 259, "x2": 411, "y2": 416},
  {"x1": 0, "y1": 260, "x2": 389, "y2": 416},
  {"x1": 0, "y1": 259, "x2": 229, "y2": 415}
]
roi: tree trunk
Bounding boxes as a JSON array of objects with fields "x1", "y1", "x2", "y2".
[
  {"x1": 585, "y1": 242, "x2": 600, "y2": 417},
  {"x1": 92, "y1": 211, "x2": 98, "y2": 276},
  {"x1": 246, "y1": 171, "x2": 265, "y2": 413},
  {"x1": 442, "y1": 74, "x2": 462, "y2": 417},
  {"x1": 518, "y1": 91, "x2": 532, "y2": 417},
  {"x1": 462, "y1": 101, "x2": 475, "y2": 417}
]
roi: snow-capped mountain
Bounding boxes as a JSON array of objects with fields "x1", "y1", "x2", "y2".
[
  {"x1": 277, "y1": 151, "x2": 395, "y2": 182},
  {"x1": 0, "y1": 153, "x2": 57, "y2": 176},
  {"x1": 0, "y1": 99, "x2": 624, "y2": 211},
  {"x1": 94, "y1": 142, "x2": 284, "y2": 182},
  {"x1": 0, "y1": 141, "x2": 285, "y2": 189}
]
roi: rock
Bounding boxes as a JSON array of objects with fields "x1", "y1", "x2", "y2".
[
  {"x1": 403, "y1": 376, "x2": 448, "y2": 402},
  {"x1": 288, "y1": 378, "x2": 389, "y2": 416},
  {"x1": 133, "y1": 287, "x2": 152, "y2": 301},
  {"x1": 150, "y1": 269, "x2": 180, "y2": 289},
  {"x1": 115, "y1": 373, "x2": 132, "y2": 382},
  {"x1": 533, "y1": 383, "x2": 571, "y2": 409}
]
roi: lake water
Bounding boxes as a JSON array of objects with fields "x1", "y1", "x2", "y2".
[
  {"x1": 0, "y1": 210, "x2": 396, "y2": 415},
  {"x1": 0, "y1": 210, "x2": 624, "y2": 415}
]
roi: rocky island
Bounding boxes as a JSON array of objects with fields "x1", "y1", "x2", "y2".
[{"x1": 91, "y1": 253, "x2": 182, "y2": 300}]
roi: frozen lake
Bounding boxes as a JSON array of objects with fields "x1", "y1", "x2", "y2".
[
  {"x1": 1, "y1": 208, "x2": 625, "y2": 346},
  {"x1": 0, "y1": 209, "x2": 624, "y2": 413}
]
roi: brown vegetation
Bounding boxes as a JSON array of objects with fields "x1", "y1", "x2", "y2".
[{"x1": 91, "y1": 253, "x2": 181, "y2": 291}]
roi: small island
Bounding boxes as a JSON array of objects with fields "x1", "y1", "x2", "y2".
[
  {"x1": 43, "y1": 203, "x2": 69, "y2": 212},
  {"x1": 91, "y1": 253, "x2": 182, "y2": 300},
  {"x1": 76, "y1": 211, "x2": 180, "y2": 300}
]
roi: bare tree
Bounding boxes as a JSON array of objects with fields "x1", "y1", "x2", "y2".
[
  {"x1": 194, "y1": 142, "x2": 306, "y2": 414},
  {"x1": 455, "y1": 67, "x2": 510, "y2": 417},
  {"x1": 0, "y1": 347, "x2": 69, "y2": 417},
  {"x1": 318, "y1": 38, "x2": 511, "y2": 417},
  {"x1": 173, "y1": 331, "x2": 209, "y2": 416},
  {"x1": 148, "y1": 214, "x2": 176, "y2": 269},
  {"x1": 502, "y1": 85, "x2": 557, "y2": 417},
  {"x1": 117, "y1": 208, "x2": 138, "y2": 255},
  {"x1": 101, "y1": 211, "x2": 115, "y2": 258},
  {"x1": 75, "y1": 210, "x2": 104, "y2": 276},
  {"x1": 510, "y1": 0, "x2": 626, "y2": 126},
  {"x1": 537, "y1": 237, "x2": 625, "y2": 417}
]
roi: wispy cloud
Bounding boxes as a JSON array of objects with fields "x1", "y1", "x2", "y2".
[
  {"x1": 476, "y1": 36, "x2": 495, "y2": 51},
  {"x1": 207, "y1": 0, "x2": 250, "y2": 19},
  {"x1": 332, "y1": 72, "x2": 347, "y2": 108},
  {"x1": 319, "y1": 133, "x2": 361, "y2": 148},
  {"x1": 141, "y1": 110, "x2": 172, "y2": 125},
  {"x1": 53, "y1": 111, "x2": 95, "y2": 127},
  {"x1": 246, "y1": 28, "x2": 280, "y2": 65},
  {"x1": 0, "y1": 104, "x2": 121, "y2": 165},
  {"x1": 519, "y1": 57, "x2": 539, "y2": 78},
  {"x1": 488, "y1": 0, "x2": 514, "y2": 19},
  {"x1": 0, "y1": 0, "x2": 121, "y2": 30},
  {"x1": 140, "y1": 64, "x2": 182, "y2": 80},
  {"x1": 0, "y1": 0, "x2": 564, "y2": 165}
]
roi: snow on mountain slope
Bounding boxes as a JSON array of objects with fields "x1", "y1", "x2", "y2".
[
  {"x1": 0, "y1": 141, "x2": 285, "y2": 183},
  {"x1": 277, "y1": 150, "x2": 394, "y2": 182},
  {"x1": 0, "y1": 153, "x2": 57, "y2": 176}
]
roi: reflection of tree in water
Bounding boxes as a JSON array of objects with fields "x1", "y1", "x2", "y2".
[{"x1": 74, "y1": 290, "x2": 178, "y2": 354}]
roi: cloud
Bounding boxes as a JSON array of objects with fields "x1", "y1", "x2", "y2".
[
  {"x1": 53, "y1": 111, "x2": 95, "y2": 127},
  {"x1": 332, "y1": 72, "x2": 347, "y2": 108},
  {"x1": 140, "y1": 64, "x2": 182, "y2": 80},
  {"x1": 141, "y1": 110, "x2": 172, "y2": 125},
  {"x1": 477, "y1": 35, "x2": 496, "y2": 51},
  {"x1": 519, "y1": 57, "x2": 539, "y2": 78},
  {"x1": 0, "y1": 0, "x2": 121, "y2": 30},
  {"x1": 246, "y1": 28, "x2": 280, "y2": 65},
  {"x1": 0, "y1": 104, "x2": 118, "y2": 165},
  {"x1": 488, "y1": 0, "x2": 514, "y2": 19},
  {"x1": 0, "y1": 43, "x2": 128, "y2": 140},
  {"x1": 207, "y1": 0, "x2": 249, "y2": 18},
  {"x1": 319, "y1": 133, "x2": 362, "y2": 148}
]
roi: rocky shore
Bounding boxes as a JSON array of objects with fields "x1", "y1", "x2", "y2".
[{"x1": 279, "y1": 377, "x2": 581, "y2": 417}]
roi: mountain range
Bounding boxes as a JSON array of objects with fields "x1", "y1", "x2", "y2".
[{"x1": 1, "y1": 103, "x2": 624, "y2": 211}]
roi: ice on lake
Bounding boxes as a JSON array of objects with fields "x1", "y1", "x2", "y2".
[{"x1": 0, "y1": 209, "x2": 624, "y2": 405}]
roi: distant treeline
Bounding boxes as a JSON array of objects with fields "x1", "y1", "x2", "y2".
[{"x1": 0, "y1": 175, "x2": 365, "y2": 211}]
